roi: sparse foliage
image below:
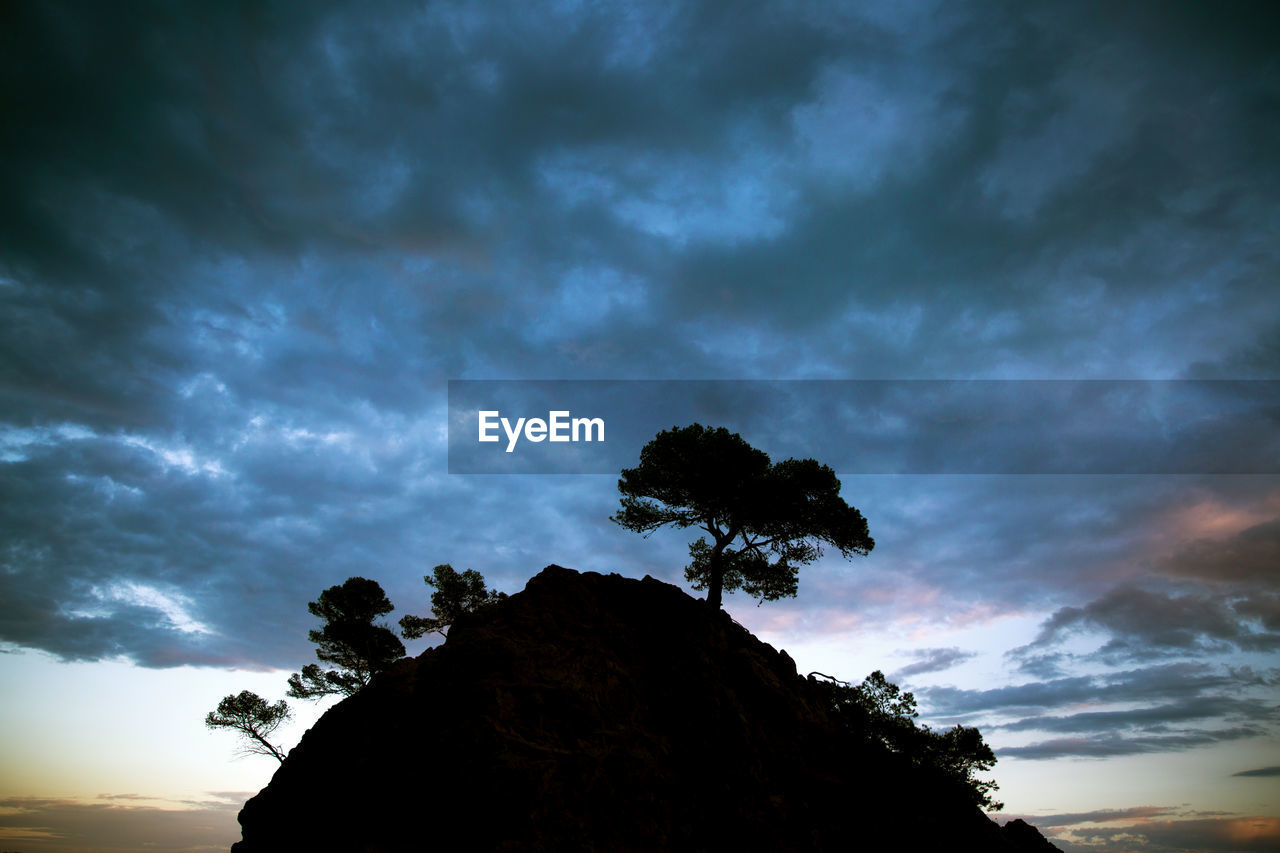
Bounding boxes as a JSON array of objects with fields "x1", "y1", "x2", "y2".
[
  {"x1": 286, "y1": 577, "x2": 406, "y2": 700},
  {"x1": 812, "y1": 670, "x2": 1002, "y2": 811},
  {"x1": 400, "y1": 563, "x2": 507, "y2": 639},
  {"x1": 612, "y1": 424, "x2": 873, "y2": 608},
  {"x1": 205, "y1": 690, "x2": 291, "y2": 764}
]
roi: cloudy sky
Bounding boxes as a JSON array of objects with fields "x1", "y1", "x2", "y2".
[{"x1": 2, "y1": 1, "x2": 1278, "y2": 850}]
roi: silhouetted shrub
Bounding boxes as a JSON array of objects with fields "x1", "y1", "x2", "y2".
[{"x1": 811, "y1": 670, "x2": 1002, "y2": 810}]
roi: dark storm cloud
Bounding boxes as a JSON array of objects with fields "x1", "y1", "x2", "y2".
[
  {"x1": 986, "y1": 492, "x2": 1280, "y2": 678},
  {"x1": 782, "y1": 474, "x2": 1280, "y2": 630},
  {"x1": 0, "y1": 420, "x2": 636, "y2": 667},
  {"x1": 997, "y1": 696, "x2": 1279, "y2": 735},
  {"x1": 2, "y1": 0, "x2": 1278, "y2": 672},
  {"x1": 658, "y1": 2, "x2": 1280, "y2": 375},
  {"x1": 2, "y1": 0, "x2": 853, "y2": 410},
  {"x1": 892, "y1": 646, "x2": 976, "y2": 679},
  {"x1": 5, "y1": 0, "x2": 1277, "y2": 402},
  {"x1": 1159, "y1": 519, "x2": 1280, "y2": 585},
  {"x1": 999, "y1": 726, "x2": 1268, "y2": 760},
  {"x1": 921, "y1": 662, "x2": 1271, "y2": 717},
  {"x1": 1017, "y1": 585, "x2": 1280, "y2": 661},
  {"x1": 919, "y1": 662, "x2": 1279, "y2": 760},
  {"x1": 0, "y1": 424, "x2": 486, "y2": 667},
  {"x1": 1234, "y1": 593, "x2": 1280, "y2": 633},
  {"x1": 1232, "y1": 766, "x2": 1280, "y2": 778},
  {"x1": 921, "y1": 663, "x2": 1279, "y2": 755}
]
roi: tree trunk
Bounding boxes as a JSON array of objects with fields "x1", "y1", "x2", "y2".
[{"x1": 707, "y1": 540, "x2": 725, "y2": 609}]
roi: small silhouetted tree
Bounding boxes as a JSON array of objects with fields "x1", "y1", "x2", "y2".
[
  {"x1": 812, "y1": 670, "x2": 1002, "y2": 811},
  {"x1": 926, "y1": 724, "x2": 1002, "y2": 811},
  {"x1": 400, "y1": 563, "x2": 507, "y2": 639},
  {"x1": 818, "y1": 669, "x2": 920, "y2": 751},
  {"x1": 205, "y1": 690, "x2": 291, "y2": 764},
  {"x1": 612, "y1": 424, "x2": 874, "y2": 608},
  {"x1": 287, "y1": 577, "x2": 406, "y2": 700}
]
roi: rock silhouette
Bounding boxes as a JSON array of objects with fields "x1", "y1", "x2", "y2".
[{"x1": 233, "y1": 566, "x2": 1059, "y2": 852}]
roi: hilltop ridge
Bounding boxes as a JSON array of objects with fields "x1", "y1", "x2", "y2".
[{"x1": 233, "y1": 565, "x2": 1059, "y2": 852}]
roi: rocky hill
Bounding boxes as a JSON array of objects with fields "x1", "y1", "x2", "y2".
[{"x1": 233, "y1": 565, "x2": 1059, "y2": 852}]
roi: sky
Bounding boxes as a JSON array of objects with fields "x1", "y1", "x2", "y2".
[{"x1": 1, "y1": 1, "x2": 1278, "y2": 850}]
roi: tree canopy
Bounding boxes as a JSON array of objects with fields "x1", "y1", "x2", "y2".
[
  {"x1": 400, "y1": 563, "x2": 507, "y2": 639},
  {"x1": 205, "y1": 690, "x2": 291, "y2": 764},
  {"x1": 287, "y1": 576, "x2": 406, "y2": 700},
  {"x1": 612, "y1": 424, "x2": 873, "y2": 608},
  {"x1": 811, "y1": 670, "x2": 1001, "y2": 811}
]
